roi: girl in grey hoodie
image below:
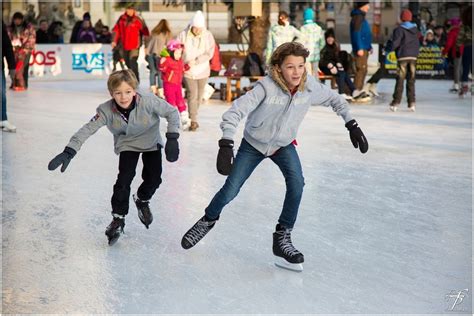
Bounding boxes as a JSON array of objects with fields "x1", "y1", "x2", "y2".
[
  {"x1": 48, "y1": 70, "x2": 181, "y2": 245},
  {"x1": 181, "y1": 42, "x2": 368, "y2": 272}
]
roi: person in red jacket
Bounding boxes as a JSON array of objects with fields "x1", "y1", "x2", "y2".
[
  {"x1": 111, "y1": 4, "x2": 149, "y2": 82},
  {"x1": 442, "y1": 17, "x2": 463, "y2": 93},
  {"x1": 159, "y1": 39, "x2": 191, "y2": 130}
]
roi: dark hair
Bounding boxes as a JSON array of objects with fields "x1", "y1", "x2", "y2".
[
  {"x1": 152, "y1": 19, "x2": 171, "y2": 36},
  {"x1": 278, "y1": 11, "x2": 289, "y2": 19},
  {"x1": 270, "y1": 42, "x2": 309, "y2": 67},
  {"x1": 11, "y1": 12, "x2": 26, "y2": 29}
]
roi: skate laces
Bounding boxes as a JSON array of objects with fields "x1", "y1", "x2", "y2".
[
  {"x1": 277, "y1": 229, "x2": 301, "y2": 257},
  {"x1": 185, "y1": 218, "x2": 215, "y2": 245}
]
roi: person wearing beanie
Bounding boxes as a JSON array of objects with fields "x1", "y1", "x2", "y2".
[
  {"x1": 265, "y1": 11, "x2": 301, "y2": 64},
  {"x1": 180, "y1": 42, "x2": 368, "y2": 272},
  {"x1": 319, "y1": 29, "x2": 359, "y2": 102},
  {"x1": 387, "y1": 8, "x2": 420, "y2": 112},
  {"x1": 177, "y1": 10, "x2": 216, "y2": 131},
  {"x1": 443, "y1": 17, "x2": 464, "y2": 93},
  {"x1": 70, "y1": 12, "x2": 91, "y2": 43},
  {"x1": 111, "y1": 5, "x2": 150, "y2": 82},
  {"x1": 350, "y1": 0, "x2": 372, "y2": 98},
  {"x1": 296, "y1": 8, "x2": 325, "y2": 76}
]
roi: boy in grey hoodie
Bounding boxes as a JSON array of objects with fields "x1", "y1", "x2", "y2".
[
  {"x1": 181, "y1": 42, "x2": 368, "y2": 272},
  {"x1": 48, "y1": 70, "x2": 181, "y2": 245}
]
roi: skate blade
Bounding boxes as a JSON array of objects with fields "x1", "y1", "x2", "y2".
[
  {"x1": 274, "y1": 257, "x2": 303, "y2": 272},
  {"x1": 107, "y1": 233, "x2": 121, "y2": 246},
  {"x1": 138, "y1": 214, "x2": 152, "y2": 229}
]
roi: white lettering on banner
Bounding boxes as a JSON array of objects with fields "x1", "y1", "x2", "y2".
[{"x1": 27, "y1": 44, "x2": 147, "y2": 81}]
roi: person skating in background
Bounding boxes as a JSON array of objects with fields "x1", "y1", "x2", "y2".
[
  {"x1": 47, "y1": 70, "x2": 180, "y2": 245},
  {"x1": 146, "y1": 19, "x2": 172, "y2": 97},
  {"x1": 2, "y1": 22, "x2": 17, "y2": 132},
  {"x1": 319, "y1": 28, "x2": 361, "y2": 102},
  {"x1": 349, "y1": 1, "x2": 372, "y2": 100},
  {"x1": 265, "y1": 11, "x2": 301, "y2": 65},
  {"x1": 112, "y1": 4, "x2": 150, "y2": 82},
  {"x1": 388, "y1": 9, "x2": 420, "y2": 112},
  {"x1": 297, "y1": 8, "x2": 325, "y2": 76},
  {"x1": 456, "y1": 5, "x2": 472, "y2": 98},
  {"x1": 442, "y1": 17, "x2": 463, "y2": 94},
  {"x1": 180, "y1": 42, "x2": 368, "y2": 272},
  {"x1": 7, "y1": 12, "x2": 36, "y2": 91},
  {"x1": 159, "y1": 39, "x2": 192, "y2": 130},
  {"x1": 177, "y1": 10, "x2": 216, "y2": 131}
]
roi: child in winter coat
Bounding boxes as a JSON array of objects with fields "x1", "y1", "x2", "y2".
[
  {"x1": 319, "y1": 28, "x2": 359, "y2": 102},
  {"x1": 48, "y1": 69, "x2": 181, "y2": 245},
  {"x1": 180, "y1": 42, "x2": 368, "y2": 272},
  {"x1": 159, "y1": 39, "x2": 191, "y2": 130}
]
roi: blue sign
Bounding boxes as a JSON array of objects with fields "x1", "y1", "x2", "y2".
[{"x1": 72, "y1": 53, "x2": 106, "y2": 73}]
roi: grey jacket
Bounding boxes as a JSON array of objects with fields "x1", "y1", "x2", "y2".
[
  {"x1": 67, "y1": 93, "x2": 180, "y2": 155},
  {"x1": 221, "y1": 73, "x2": 353, "y2": 156}
]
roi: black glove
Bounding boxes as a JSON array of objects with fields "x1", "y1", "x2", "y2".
[
  {"x1": 165, "y1": 132, "x2": 179, "y2": 162},
  {"x1": 345, "y1": 120, "x2": 368, "y2": 154},
  {"x1": 216, "y1": 139, "x2": 234, "y2": 175},
  {"x1": 48, "y1": 147, "x2": 77, "y2": 172}
]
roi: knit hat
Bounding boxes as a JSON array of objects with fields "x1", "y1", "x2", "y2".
[
  {"x1": 449, "y1": 17, "x2": 461, "y2": 27},
  {"x1": 167, "y1": 39, "x2": 184, "y2": 51},
  {"x1": 400, "y1": 9, "x2": 412, "y2": 22},
  {"x1": 325, "y1": 28, "x2": 335, "y2": 40},
  {"x1": 190, "y1": 10, "x2": 205, "y2": 28},
  {"x1": 303, "y1": 8, "x2": 315, "y2": 22},
  {"x1": 354, "y1": 1, "x2": 369, "y2": 9}
]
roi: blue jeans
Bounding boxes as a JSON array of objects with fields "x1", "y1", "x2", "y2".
[
  {"x1": 205, "y1": 139, "x2": 305, "y2": 228},
  {"x1": 2, "y1": 71, "x2": 7, "y2": 121},
  {"x1": 461, "y1": 45, "x2": 472, "y2": 82},
  {"x1": 145, "y1": 54, "x2": 162, "y2": 88}
]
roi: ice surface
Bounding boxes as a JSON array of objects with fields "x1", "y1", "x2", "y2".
[{"x1": 1, "y1": 79, "x2": 472, "y2": 314}]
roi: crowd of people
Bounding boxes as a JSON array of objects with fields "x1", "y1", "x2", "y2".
[{"x1": 2, "y1": 2, "x2": 472, "y2": 134}]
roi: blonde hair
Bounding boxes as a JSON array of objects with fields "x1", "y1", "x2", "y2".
[{"x1": 107, "y1": 69, "x2": 138, "y2": 93}]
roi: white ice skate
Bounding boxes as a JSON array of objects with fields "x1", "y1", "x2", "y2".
[{"x1": 180, "y1": 111, "x2": 191, "y2": 131}]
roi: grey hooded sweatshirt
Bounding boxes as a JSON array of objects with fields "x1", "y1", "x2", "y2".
[
  {"x1": 221, "y1": 70, "x2": 353, "y2": 156},
  {"x1": 67, "y1": 93, "x2": 180, "y2": 155}
]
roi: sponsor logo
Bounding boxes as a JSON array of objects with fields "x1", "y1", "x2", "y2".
[
  {"x1": 72, "y1": 53, "x2": 105, "y2": 73},
  {"x1": 30, "y1": 50, "x2": 57, "y2": 66}
]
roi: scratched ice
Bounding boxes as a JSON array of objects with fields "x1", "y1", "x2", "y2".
[{"x1": 1, "y1": 78, "x2": 472, "y2": 314}]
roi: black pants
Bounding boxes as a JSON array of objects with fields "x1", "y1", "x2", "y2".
[
  {"x1": 111, "y1": 150, "x2": 162, "y2": 216},
  {"x1": 392, "y1": 60, "x2": 416, "y2": 105},
  {"x1": 123, "y1": 49, "x2": 140, "y2": 82}
]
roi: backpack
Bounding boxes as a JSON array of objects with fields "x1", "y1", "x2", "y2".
[{"x1": 243, "y1": 52, "x2": 264, "y2": 76}]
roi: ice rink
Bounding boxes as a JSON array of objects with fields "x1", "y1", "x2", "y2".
[{"x1": 2, "y1": 78, "x2": 472, "y2": 314}]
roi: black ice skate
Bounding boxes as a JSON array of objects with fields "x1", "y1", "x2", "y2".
[
  {"x1": 133, "y1": 194, "x2": 153, "y2": 229},
  {"x1": 105, "y1": 215, "x2": 125, "y2": 246},
  {"x1": 181, "y1": 215, "x2": 218, "y2": 249},
  {"x1": 273, "y1": 224, "x2": 304, "y2": 272}
]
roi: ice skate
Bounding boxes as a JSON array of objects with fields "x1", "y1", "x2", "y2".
[
  {"x1": 449, "y1": 83, "x2": 459, "y2": 94},
  {"x1": 105, "y1": 215, "x2": 125, "y2": 246},
  {"x1": 180, "y1": 111, "x2": 191, "y2": 131},
  {"x1": 273, "y1": 224, "x2": 304, "y2": 272},
  {"x1": 408, "y1": 103, "x2": 416, "y2": 112},
  {"x1": 133, "y1": 194, "x2": 153, "y2": 229},
  {"x1": 459, "y1": 82, "x2": 469, "y2": 98},
  {"x1": 1, "y1": 120, "x2": 17, "y2": 133},
  {"x1": 389, "y1": 102, "x2": 399, "y2": 112},
  {"x1": 181, "y1": 215, "x2": 217, "y2": 249},
  {"x1": 352, "y1": 90, "x2": 371, "y2": 103}
]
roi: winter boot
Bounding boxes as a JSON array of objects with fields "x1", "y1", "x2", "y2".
[
  {"x1": 273, "y1": 224, "x2": 304, "y2": 272},
  {"x1": 1, "y1": 121, "x2": 17, "y2": 133},
  {"x1": 105, "y1": 214, "x2": 125, "y2": 246},
  {"x1": 133, "y1": 194, "x2": 153, "y2": 229},
  {"x1": 181, "y1": 215, "x2": 218, "y2": 249},
  {"x1": 189, "y1": 121, "x2": 199, "y2": 132}
]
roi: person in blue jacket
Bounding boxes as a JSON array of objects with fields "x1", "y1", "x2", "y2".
[
  {"x1": 350, "y1": 1, "x2": 372, "y2": 98},
  {"x1": 180, "y1": 42, "x2": 369, "y2": 272}
]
